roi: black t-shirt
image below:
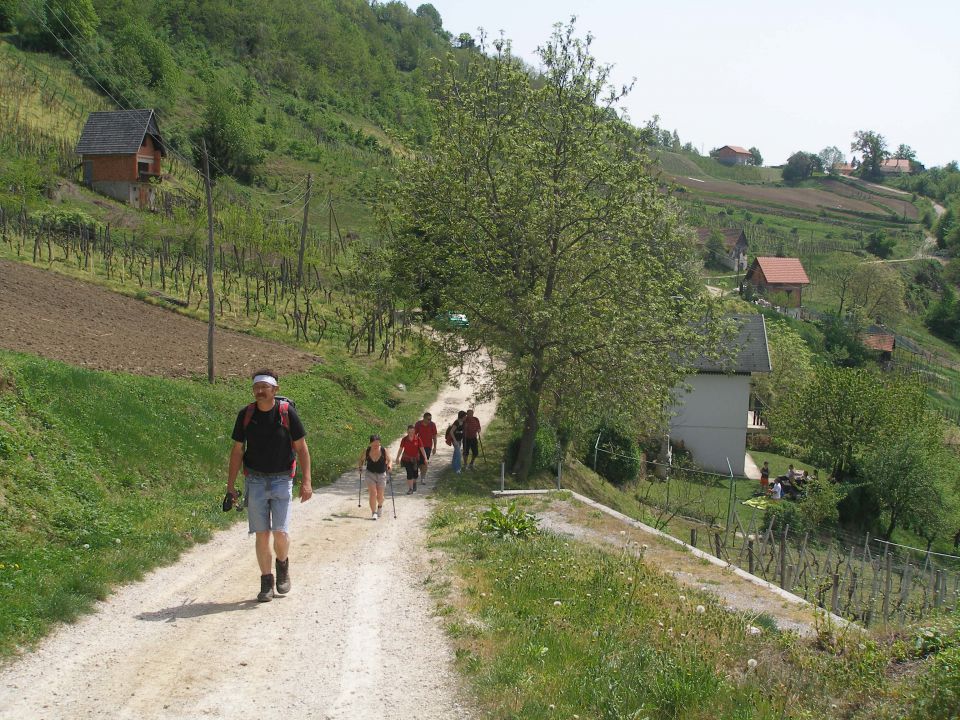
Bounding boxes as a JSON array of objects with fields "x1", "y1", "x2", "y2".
[{"x1": 231, "y1": 401, "x2": 306, "y2": 474}]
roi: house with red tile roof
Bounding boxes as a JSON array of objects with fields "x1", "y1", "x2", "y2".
[
  {"x1": 863, "y1": 329, "x2": 896, "y2": 363},
  {"x1": 880, "y1": 158, "x2": 914, "y2": 175},
  {"x1": 715, "y1": 145, "x2": 754, "y2": 166},
  {"x1": 742, "y1": 257, "x2": 810, "y2": 308}
]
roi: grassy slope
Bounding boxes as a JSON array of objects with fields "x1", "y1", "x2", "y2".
[
  {"x1": 0, "y1": 346, "x2": 438, "y2": 656},
  {"x1": 428, "y1": 425, "x2": 960, "y2": 720}
]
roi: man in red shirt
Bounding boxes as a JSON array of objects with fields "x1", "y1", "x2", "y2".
[
  {"x1": 414, "y1": 412, "x2": 438, "y2": 482},
  {"x1": 396, "y1": 424, "x2": 429, "y2": 494},
  {"x1": 463, "y1": 408, "x2": 482, "y2": 470}
]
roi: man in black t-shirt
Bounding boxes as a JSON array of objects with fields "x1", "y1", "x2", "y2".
[{"x1": 226, "y1": 368, "x2": 312, "y2": 602}]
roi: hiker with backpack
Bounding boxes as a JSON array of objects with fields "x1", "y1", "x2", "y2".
[
  {"x1": 358, "y1": 434, "x2": 391, "y2": 520},
  {"x1": 446, "y1": 410, "x2": 466, "y2": 474},
  {"x1": 226, "y1": 369, "x2": 312, "y2": 603},
  {"x1": 396, "y1": 424, "x2": 429, "y2": 494}
]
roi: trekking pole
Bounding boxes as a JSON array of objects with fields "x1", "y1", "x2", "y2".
[
  {"x1": 388, "y1": 470, "x2": 397, "y2": 518},
  {"x1": 358, "y1": 469, "x2": 362, "y2": 508},
  {"x1": 479, "y1": 436, "x2": 486, "y2": 464}
]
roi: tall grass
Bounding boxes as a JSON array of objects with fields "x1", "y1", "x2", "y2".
[{"x1": 0, "y1": 347, "x2": 438, "y2": 655}]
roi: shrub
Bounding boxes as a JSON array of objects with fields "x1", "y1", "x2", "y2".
[
  {"x1": 477, "y1": 503, "x2": 539, "y2": 539},
  {"x1": 589, "y1": 425, "x2": 641, "y2": 486},
  {"x1": 505, "y1": 422, "x2": 558, "y2": 474}
]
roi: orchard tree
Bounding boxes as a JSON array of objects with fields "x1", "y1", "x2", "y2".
[
  {"x1": 894, "y1": 144, "x2": 917, "y2": 161},
  {"x1": 782, "y1": 151, "x2": 821, "y2": 183},
  {"x1": 818, "y1": 146, "x2": 845, "y2": 175},
  {"x1": 384, "y1": 24, "x2": 719, "y2": 480},
  {"x1": 748, "y1": 146, "x2": 763, "y2": 167},
  {"x1": 752, "y1": 321, "x2": 814, "y2": 414},
  {"x1": 852, "y1": 130, "x2": 888, "y2": 180}
]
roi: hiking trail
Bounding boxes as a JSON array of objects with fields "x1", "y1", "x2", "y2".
[{"x1": 0, "y1": 361, "x2": 494, "y2": 720}]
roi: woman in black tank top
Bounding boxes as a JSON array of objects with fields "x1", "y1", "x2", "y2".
[{"x1": 358, "y1": 435, "x2": 391, "y2": 519}]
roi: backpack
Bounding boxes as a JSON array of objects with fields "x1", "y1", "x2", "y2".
[
  {"x1": 444, "y1": 424, "x2": 454, "y2": 446},
  {"x1": 242, "y1": 396, "x2": 297, "y2": 478}
]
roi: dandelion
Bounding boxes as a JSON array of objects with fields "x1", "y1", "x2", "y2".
[
  {"x1": 696, "y1": 605, "x2": 706, "y2": 614},
  {"x1": 548, "y1": 704, "x2": 555, "y2": 710},
  {"x1": 748, "y1": 626, "x2": 762, "y2": 636},
  {"x1": 553, "y1": 600, "x2": 562, "y2": 606},
  {"x1": 653, "y1": 592, "x2": 659, "y2": 598},
  {"x1": 115, "y1": 538, "x2": 121, "y2": 544},
  {"x1": 747, "y1": 658, "x2": 758, "y2": 670},
  {"x1": 641, "y1": 544, "x2": 649, "y2": 551},
  {"x1": 678, "y1": 594, "x2": 686, "y2": 602},
  {"x1": 82, "y1": 544, "x2": 90, "y2": 550},
  {"x1": 620, "y1": 530, "x2": 626, "y2": 535},
  {"x1": 657, "y1": 621, "x2": 664, "y2": 627}
]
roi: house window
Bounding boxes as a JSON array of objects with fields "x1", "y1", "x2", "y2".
[{"x1": 138, "y1": 160, "x2": 151, "y2": 175}]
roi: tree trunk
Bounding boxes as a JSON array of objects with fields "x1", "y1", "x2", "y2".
[{"x1": 512, "y1": 356, "x2": 545, "y2": 481}]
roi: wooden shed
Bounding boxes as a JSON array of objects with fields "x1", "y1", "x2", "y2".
[{"x1": 76, "y1": 109, "x2": 166, "y2": 210}]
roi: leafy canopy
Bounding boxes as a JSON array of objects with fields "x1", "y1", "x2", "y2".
[{"x1": 383, "y1": 23, "x2": 718, "y2": 478}]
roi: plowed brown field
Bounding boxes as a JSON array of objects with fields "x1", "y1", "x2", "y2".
[{"x1": 0, "y1": 259, "x2": 321, "y2": 378}]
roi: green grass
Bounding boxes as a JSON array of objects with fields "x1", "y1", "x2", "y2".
[
  {"x1": 428, "y1": 425, "x2": 960, "y2": 719},
  {"x1": 0, "y1": 346, "x2": 439, "y2": 656}
]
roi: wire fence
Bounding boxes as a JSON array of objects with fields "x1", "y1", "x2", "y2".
[{"x1": 588, "y1": 444, "x2": 960, "y2": 626}]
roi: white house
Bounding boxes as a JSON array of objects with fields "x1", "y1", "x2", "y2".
[{"x1": 669, "y1": 314, "x2": 771, "y2": 476}]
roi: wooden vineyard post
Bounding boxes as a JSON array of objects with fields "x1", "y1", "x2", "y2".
[
  {"x1": 296, "y1": 173, "x2": 312, "y2": 288},
  {"x1": 882, "y1": 552, "x2": 892, "y2": 625},
  {"x1": 748, "y1": 537, "x2": 755, "y2": 575},
  {"x1": 202, "y1": 139, "x2": 215, "y2": 384}
]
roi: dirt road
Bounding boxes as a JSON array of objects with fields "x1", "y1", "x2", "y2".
[{"x1": 0, "y1": 359, "x2": 495, "y2": 720}]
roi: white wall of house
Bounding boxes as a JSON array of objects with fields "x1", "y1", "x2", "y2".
[{"x1": 669, "y1": 373, "x2": 751, "y2": 475}]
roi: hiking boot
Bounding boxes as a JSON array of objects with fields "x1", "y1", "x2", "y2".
[
  {"x1": 413, "y1": 482, "x2": 417, "y2": 492},
  {"x1": 258, "y1": 573, "x2": 275, "y2": 602},
  {"x1": 406, "y1": 488, "x2": 413, "y2": 495},
  {"x1": 275, "y1": 559, "x2": 291, "y2": 595}
]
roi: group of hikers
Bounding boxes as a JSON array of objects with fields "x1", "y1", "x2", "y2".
[
  {"x1": 758, "y1": 461, "x2": 812, "y2": 501},
  {"x1": 224, "y1": 368, "x2": 482, "y2": 602}
]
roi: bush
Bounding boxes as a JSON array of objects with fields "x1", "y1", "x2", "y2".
[
  {"x1": 763, "y1": 476, "x2": 842, "y2": 535},
  {"x1": 478, "y1": 503, "x2": 539, "y2": 539},
  {"x1": 589, "y1": 425, "x2": 641, "y2": 486},
  {"x1": 505, "y1": 422, "x2": 558, "y2": 474}
]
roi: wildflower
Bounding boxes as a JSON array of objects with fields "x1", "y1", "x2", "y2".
[
  {"x1": 548, "y1": 704, "x2": 555, "y2": 710},
  {"x1": 678, "y1": 595, "x2": 686, "y2": 602},
  {"x1": 620, "y1": 530, "x2": 626, "y2": 535},
  {"x1": 696, "y1": 605, "x2": 706, "y2": 614},
  {"x1": 747, "y1": 658, "x2": 758, "y2": 670},
  {"x1": 748, "y1": 626, "x2": 762, "y2": 636},
  {"x1": 641, "y1": 544, "x2": 649, "y2": 551},
  {"x1": 82, "y1": 544, "x2": 90, "y2": 550},
  {"x1": 553, "y1": 600, "x2": 562, "y2": 606},
  {"x1": 115, "y1": 538, "x2": 121, "y2": 544}
]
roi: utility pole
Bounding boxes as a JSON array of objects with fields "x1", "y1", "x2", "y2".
[
  {"x1": 202, "y1": 139, "x2": 215, "y2": 384},
  {"x1": 296, "y1": 173, "x2": 312, "y2": 288}
]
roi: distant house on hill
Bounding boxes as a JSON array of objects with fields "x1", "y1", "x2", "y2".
[
  {"x1": 669, "y1": 314, "x2": 771, "y2": 476},
  {"x1": 742, "y1": 256, "x2": 810, "y2": 308},
  {"x1": 836, "y1": 163, "x2": 856, "y2": 176},
  {"x1": 880, "y1": 158, "x2": 914, "y2": 175},
  {"x1": 695, "y1": 227, "x2": 748, "y2": 271},
  {"x1": 76, "y1": 109, "x2": 166, "y2": 210},
  {"x1": 714, "y1": 145, "x2": 753, "y2": 166}
]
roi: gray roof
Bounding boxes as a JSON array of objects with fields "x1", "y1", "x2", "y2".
[
  {"x1": 692, "y1": 314, "x2": 771, "y2": 374},
  {"x1": 75, "y1": 109, "x2": 166, "y2": 156}
]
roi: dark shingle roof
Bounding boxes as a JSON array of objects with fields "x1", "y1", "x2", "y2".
[
  {"x1": 75, "y1": 109, "x2": 166, "y2": 156},
  {"x1": 692, "y1": 314, "x2": 771, "y2": 374}
]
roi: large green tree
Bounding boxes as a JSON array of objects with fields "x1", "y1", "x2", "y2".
[
  {"x1": 773, "y1": 367, "x2": 927, "y2": 480},
  {"x1": 384, "y1": 25, "x2": 718, "y2": 479},
  {"x1": 852, "y1": 130, "x2": 888, "y2": 181}
]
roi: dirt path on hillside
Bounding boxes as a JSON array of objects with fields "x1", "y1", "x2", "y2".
[
  {"x1": 0, "y1": 260, "x2": 321, "y2": 377},
  {"x1": 0, "y1": 358, "x2": 495, "y2": 720}
]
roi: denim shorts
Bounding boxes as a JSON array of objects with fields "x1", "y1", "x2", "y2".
[{"x1": 245, "y1": 471, "x2": 294, "y2": 534}]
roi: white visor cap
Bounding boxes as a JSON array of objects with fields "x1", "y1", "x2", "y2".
[{"x1": 252, "y1": 374, "x2": 279, "y2": 387}]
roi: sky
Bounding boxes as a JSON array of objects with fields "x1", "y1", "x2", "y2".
[{"x1": 416, "y1": 0, "x2": 960, "y2": 168}]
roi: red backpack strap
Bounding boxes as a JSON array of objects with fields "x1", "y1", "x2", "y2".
[
  {"x1": 242, "y1": 403, "x2": 256, "y2": 430},
  {"x1": 277, "y1": 400, "x2": 296, "y2": 477}
]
